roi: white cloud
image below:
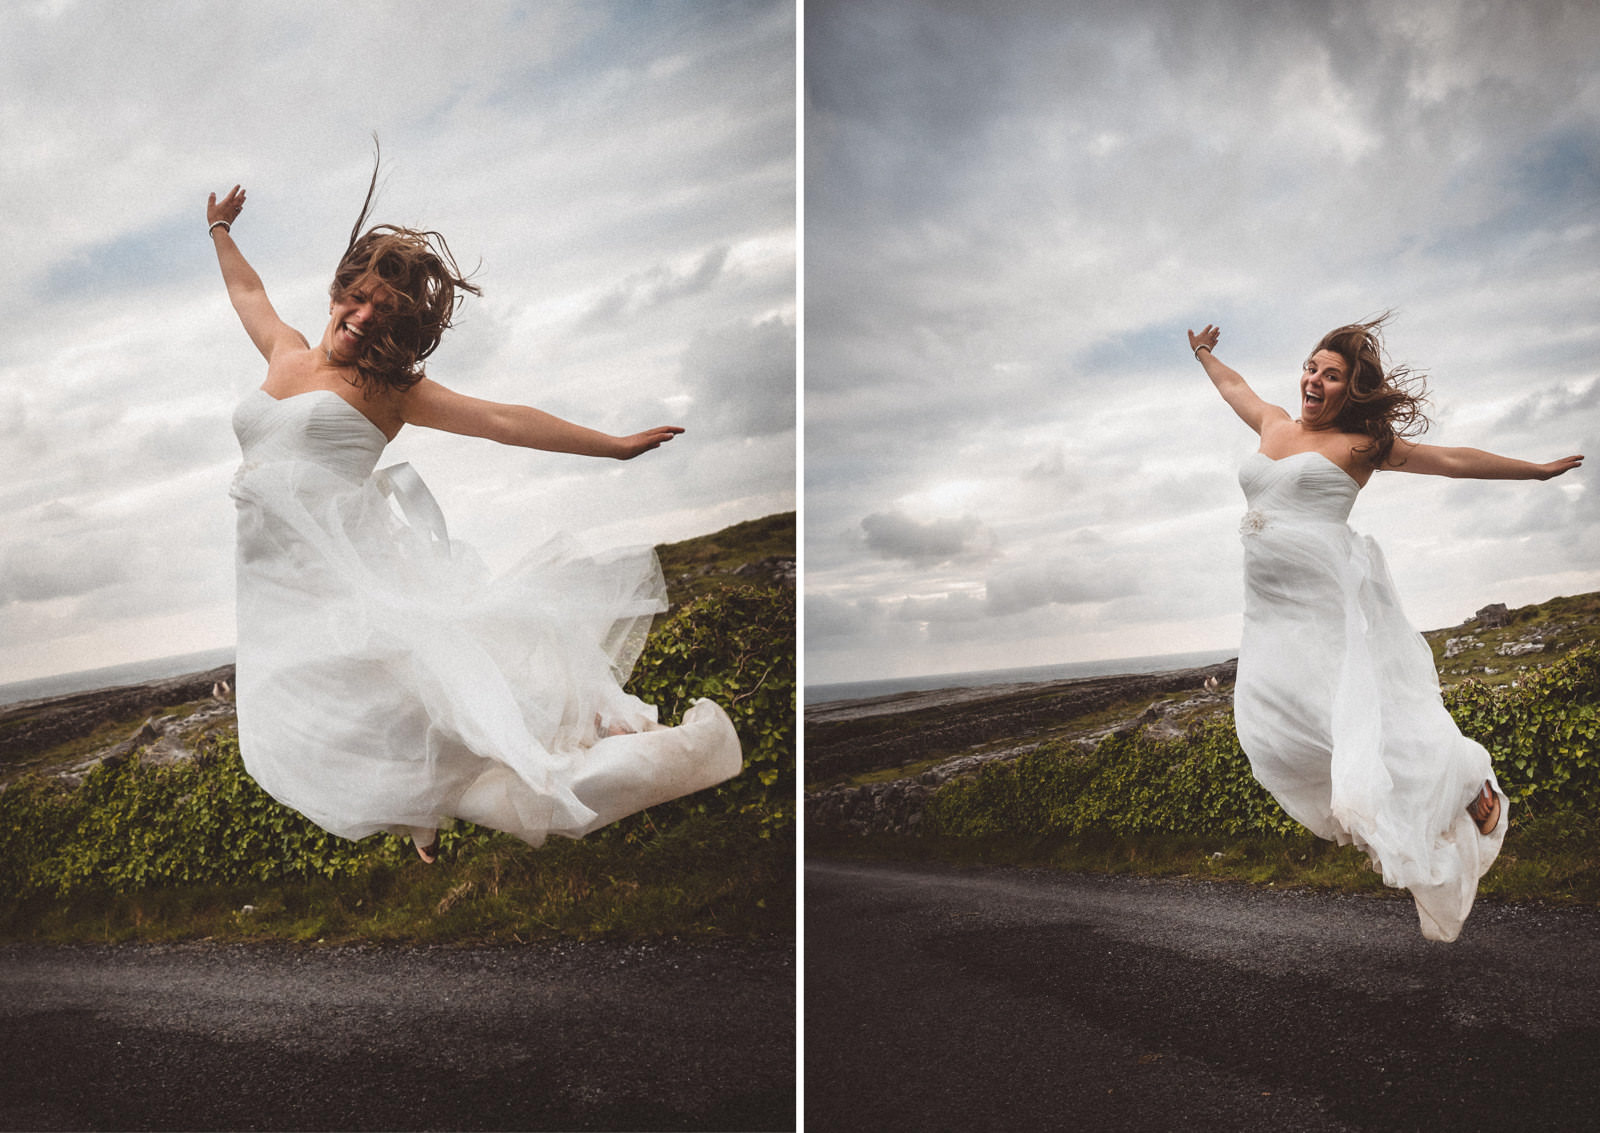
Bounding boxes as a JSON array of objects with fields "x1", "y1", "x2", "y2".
[
  {"x1": 805, "y1": 0, "x2": 1600, "y2": 686},
  {"x1": 0, "y1": 1, "x2": 795, "y2": 685}
]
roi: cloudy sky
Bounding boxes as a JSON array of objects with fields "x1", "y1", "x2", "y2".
[
  {"x1": 1, "y1": 1, "x2": 795, "y2": 686},
  {"x1": 806, "y1": 0, "x2": 1600, "y2": 688}
]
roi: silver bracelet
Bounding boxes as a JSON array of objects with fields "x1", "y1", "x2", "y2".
[
  {"x1": 1194, "y1": 344, "x2": 1212, "y2": 360},
  {"x1": 208, "y1": 220, "x2": 231, "y2": 236}
]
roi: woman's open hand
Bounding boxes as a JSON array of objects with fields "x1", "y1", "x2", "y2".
[
  {"x1": 1533, "y1": 454, "x2": 1585, "y2": 480},
  {"x1": 207, "y1": 185, "x2": 246, "y2": 228},
  {"x1": 614, "y1": 426, "x2": 685, "y2": 460},
  {"x1": 1188, "y1": 324, "x2": 1220, "y2": 356}
]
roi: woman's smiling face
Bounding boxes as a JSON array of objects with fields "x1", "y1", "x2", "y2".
[
  {"x1": 324, "y1": 275, "x2": 397, "y2": 363},
  {"x1": 1300, "y1": 349, "x2": 1350, "y2": 427}
]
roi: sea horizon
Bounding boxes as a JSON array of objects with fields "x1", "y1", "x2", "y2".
[
  {"x1": 0, "y1": 646, "x2": 238, "y2": 709},
  {"x1": 806, "y1": 646, "x2": 1239, "y2": 707},
  {"x1": 3, "y1": 642, "x2": 1241, "y2": 713}
]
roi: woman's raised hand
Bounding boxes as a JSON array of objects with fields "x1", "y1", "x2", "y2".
[
  {"x1": 614, "y1": 426, "x2": 686, "y2": 460},
  {"x1": 1533, "y1": 454, "x2": 1585, "y2": 480},
  {"x1": 1188, "y1": 324, "x2": 1220, "y2": 357},
  {"x1": 207, "y1": 185, "x2": 246, "y2": 228}
]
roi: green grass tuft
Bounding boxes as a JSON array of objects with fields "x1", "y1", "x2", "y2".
[
  {"x1": 812, "y1": 642, "x2": 1600, "y2": 910},
  {"x1": 2, "y1": 811, "x2": 792, "y2": 946}
]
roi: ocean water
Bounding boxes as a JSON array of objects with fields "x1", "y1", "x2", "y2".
[
  {"x1": 5, "y1": 643, "x2": 1241, "y2": 711},
  {"x1": 0, "y1": 646, "x2": 237, "y2": 708},
  {"x1": 806, "y1": 646, "x2": 1239, "y2": 707}
]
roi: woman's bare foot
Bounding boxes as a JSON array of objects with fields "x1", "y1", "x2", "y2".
[
  {"x1": 414, "y1": 833, "x2": 440, "y2": 863},
  {"x1": 1468, "y1": 781, "x2": 1502, "y2": 836}
]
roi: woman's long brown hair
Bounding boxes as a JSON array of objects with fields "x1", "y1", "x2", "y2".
[
  {"x1": 330, "y1": 139, "x2": 481, "y2": 395},
  {"x1": 1317, "y1": 313, "x2": 1430, "y2": 468}
]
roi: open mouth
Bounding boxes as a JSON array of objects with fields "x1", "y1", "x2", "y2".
[{"x1": 334, "y1": 322, "x2": 365, "y2": 353}]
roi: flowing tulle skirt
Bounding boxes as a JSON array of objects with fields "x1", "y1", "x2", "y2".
[
  {"x1": 231, "y1": 453, "x2": 742, "y2": 848},
  {"x1": 1234, "y1": 453, "x2": 1504, "y2": 941}
]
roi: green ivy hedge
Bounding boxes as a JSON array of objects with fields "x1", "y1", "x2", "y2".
[
  {"x1": 927, "y1": 642, "x2": 1600, "y2": 841},
  {"x1": 925, "y1": 715, "x2": 1299, "y2": 840},
  {"x1": 0, "y1": 737, "x2": 394, "y2": 898},
  {"x1": 1443, "y1": 643, "x2": 1600, "y2": 814},
  {"x1": 622, "y1": 584, "x2": 795, "y2": 838},
  {"x1": 0, "y1": 583, "x2": 794, "y2": 900}
]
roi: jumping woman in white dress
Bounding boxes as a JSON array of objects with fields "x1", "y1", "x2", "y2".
[
  {"x1": 207, "y1": 172, "x2": 742, "y2": 864},
  {"x1": 1188, "y1": 317, "x2": 1581, "y2": 941}
]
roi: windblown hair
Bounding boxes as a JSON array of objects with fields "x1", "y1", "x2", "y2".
[
  {"x1": 1316, "y1": 313, "x2": 1430, "y2": 468},
  {"x1": 330, "y1": 145, "x2": 481, "y2": 395}
]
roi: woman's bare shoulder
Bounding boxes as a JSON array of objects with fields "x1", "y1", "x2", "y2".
[
  {"x1": 260, "y1": 346, "x2": 322, "y2": 391},
  {"x1": 1256, "y1": 413, "x2": 1297, "y2": 446}
]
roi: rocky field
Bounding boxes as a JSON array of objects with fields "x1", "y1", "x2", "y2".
[
  {"x1": 807, "y1": 590, "x2": 1600, "y2": 838},
  {"x1": 0, "y1": 666, "x2": 238, "y2": 787}
]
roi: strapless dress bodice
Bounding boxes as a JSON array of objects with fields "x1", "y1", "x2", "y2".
[
  {"x1": 1238, "y1": 449, "x2": 1360, "y2": 529},
  {"x1": 233, "y1": 388, "x2": 387, "y2": 484}
]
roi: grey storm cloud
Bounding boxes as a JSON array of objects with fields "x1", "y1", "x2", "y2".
[
  {"x1": 861, "y1": 510, "x2": 993, "y2": 563},
  {"x1": 806, "y1": 592, "x2": 879, "y2": 641},
  {"x1": 984, "y1": 558, "x2": 1136, "y2": 618},
  {"x1": 0, "y1": 537, "x2": 128, "y2": 604},
  {"x1": 678, "y1": 314, "x2": 797, "y2": 438},
  {"x1": 1491, "y1": 378, "x2": 1600, "y2": 434},
  {"x1": 576, "y1": 246, "x2": 731, "y2": 330}
]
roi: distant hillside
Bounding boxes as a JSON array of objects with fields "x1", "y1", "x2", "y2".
[
  {"x1": 1424, "y1": 591, "x2": 1600, "y2": 687},
  {"x1": 657, "y1": 511, "x2": 795, "y2": 606},
  {"x1": 0, "y1": 511, "x2": 796, "y2": 785},
  {"x1": 807, "y1": 589, "x2": 1600, "y2": 797}
]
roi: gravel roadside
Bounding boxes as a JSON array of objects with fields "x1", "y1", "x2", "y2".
[
  {"x1": 807, "y1": 859, "x2": 1600, "y2": 1132},
  {"x1": 0, "y1": 937, "x2": 794, "y2": 1131}
]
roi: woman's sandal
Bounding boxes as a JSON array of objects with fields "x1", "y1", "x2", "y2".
[{"x1": 1467, "y1": 781, "x2": 1502, "y2": 836}]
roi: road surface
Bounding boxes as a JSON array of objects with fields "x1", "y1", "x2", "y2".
[
  {"x1": 806, "y1": 859, "x2": 1600, "y2": 1132},
  {"x1": 0, "y1": 938, "x2": 793, "y2": 1131}
]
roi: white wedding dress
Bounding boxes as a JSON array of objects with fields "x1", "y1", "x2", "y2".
[
  {"x1": 1233, "y1": 450, "x2": 1506, "y2": 942},
  {"x1": 229, "y1": 387, "x2": 742, "y2": 849}
]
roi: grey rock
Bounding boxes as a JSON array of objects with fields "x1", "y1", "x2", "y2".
[{"x1": 1476, "y1": 603, "x2": 1511, "y2": 628}]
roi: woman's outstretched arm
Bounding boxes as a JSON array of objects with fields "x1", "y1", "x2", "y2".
[
  {"x1": 1187, "y1": 324, "x2": 1284, "y2": 435},
  {"x1": 401, "y1": 378, "x2": 683, "y2": 460},
  {"x1": 207, "y1": 186, "x2": 307, "y2": 362},
  {"x1": 1387, "y1": 440, "x2": 1584, "y2": 480}
]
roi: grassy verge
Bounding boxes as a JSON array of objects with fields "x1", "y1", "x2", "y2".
[
  {"x1": 658, "y1": 512, "x2": 794, "y2": 606},
  {"x1": 0, "y1": 572, "x2": 795, "y2": 947},
  {"x1": 4, "y1": 812, "x2": 792, "y2": 946},
  {"x1": 810, "y1": 642, "x2": 1600, "y2": 910},
  {"x1": 809, "y1": 810, "x2": 1600, "y2": 909}
]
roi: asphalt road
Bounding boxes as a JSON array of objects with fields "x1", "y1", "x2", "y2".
[
  {"x1": 806, "y1": 860, "x2": 1600, "y2": 1132},
  {"x1": 0, "y1": 938, "x2": 794, "y2": 1132}
]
